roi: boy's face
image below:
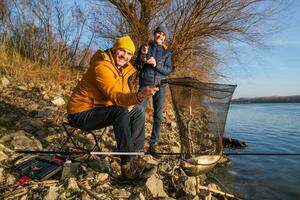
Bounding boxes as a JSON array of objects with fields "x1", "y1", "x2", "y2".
[
  {"x1": 154, "y1": 31, "x2": 166, "y2": 45},
  {"x1": 113, "y1": 48, "x2": 133, "y2": 67}
]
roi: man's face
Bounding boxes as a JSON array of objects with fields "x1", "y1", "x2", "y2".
[
  {"x1": 154, "y1": 32, "x2": 166, "y2": 45},
  {"x1": 113, "y1": 48, "x2": 133, "y2": 67}
]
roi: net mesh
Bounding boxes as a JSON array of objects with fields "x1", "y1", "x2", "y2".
[{"x1": 167, "y1": 77, "x2": 236, "y2": 168}]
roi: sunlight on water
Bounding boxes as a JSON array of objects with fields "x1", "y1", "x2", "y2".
[{"x1": 216, "y1": 103, "x2": 300, "y2": 200}]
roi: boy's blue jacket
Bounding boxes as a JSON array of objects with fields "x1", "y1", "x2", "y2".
[{"x1": 134, "y1": 42, "x2": 173, "y2": 86}]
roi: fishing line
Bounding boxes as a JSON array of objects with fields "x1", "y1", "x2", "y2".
[{"x1": 15, "y1": 150, "x2": 300, "y2": 156}]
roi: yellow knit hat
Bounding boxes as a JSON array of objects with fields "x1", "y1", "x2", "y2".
[{"x1": 113, "y1": 36, "x2": 135, "y2": 54}]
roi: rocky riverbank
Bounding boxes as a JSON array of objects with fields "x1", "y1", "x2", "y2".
[{"x1": 0, "y1": 76, "x2": 233, "y2": 200}]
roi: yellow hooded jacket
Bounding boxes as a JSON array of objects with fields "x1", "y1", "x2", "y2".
[{"x1": 67, "y1": 49, "x2": 139, "y2": 114}]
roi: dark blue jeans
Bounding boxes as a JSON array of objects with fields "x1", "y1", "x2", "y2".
[
  {"x1": 67, "y1": 105, "x2": 145, "y2": 164},
  {"x1": 142, "y1": 85, "x2": 166, "y2": 144}
]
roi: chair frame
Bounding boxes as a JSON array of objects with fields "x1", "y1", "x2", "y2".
[{"x1": 60, "y1": 122, "x2": 102, "y2": 152}]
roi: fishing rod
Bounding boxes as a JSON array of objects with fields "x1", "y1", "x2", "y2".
[{"x1": 15, "y1": 150, "x2": 300, "y2": 156}]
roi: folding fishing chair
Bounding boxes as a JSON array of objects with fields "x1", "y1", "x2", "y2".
[{"x1": 60, "y1": 122, "x2": 105, "y2": 152}]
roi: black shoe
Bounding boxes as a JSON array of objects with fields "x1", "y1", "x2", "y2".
[
  {"x1": 148, "y1": 143, "x2": 162, "y2": 158},
  {"x1": 121, "y1": 157, "x2": 157, "y2": 179}
]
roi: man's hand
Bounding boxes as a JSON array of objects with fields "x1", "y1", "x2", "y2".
[
  {"x1": 137, "y1": 86, "x2": 159, "y2": 101},
  {"x1": 146, "y1": 57, "x2": 156, "y2": 67},
  {"x1": 128, "y1": 105, "x2": 134, "y2": 112}
]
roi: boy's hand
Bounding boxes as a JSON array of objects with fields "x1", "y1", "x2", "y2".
[
  {"x1": 141, "y1": 45, "x2": 148, "y2": 54},
  {"x1": 146, "y1": 57, "x2": 156, "y2": 67}
]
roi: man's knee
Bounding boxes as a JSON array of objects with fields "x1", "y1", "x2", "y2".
[
  {"x1": 135, "y1": 105, "x2": 145, "y2": 115},
  {"x1": 115, "y1": 106, "x2": 130, "y2": 116}
]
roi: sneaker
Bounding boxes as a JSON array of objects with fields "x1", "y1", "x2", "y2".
[
  {"x1": 121, "y1": 157, "x2": 157, "y2": 179},
  {"x1": 148, "y1": 143, "x2": 161, "y2": 158}
]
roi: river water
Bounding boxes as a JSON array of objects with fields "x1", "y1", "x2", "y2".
[{"x1": 215, "y1": 103, "x2": 300, "y2": 200}]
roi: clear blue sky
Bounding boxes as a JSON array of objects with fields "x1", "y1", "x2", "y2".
[{"x1": 221, "y1": 1, "x2": 300, "y2": 98}]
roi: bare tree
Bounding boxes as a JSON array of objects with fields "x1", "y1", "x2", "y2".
[
  {"x1": 1, "y1": 0, "x2": 94, "y2": 68},
  {"x1": 90, "y1": 0, "x2": 286, "y2": 80}
]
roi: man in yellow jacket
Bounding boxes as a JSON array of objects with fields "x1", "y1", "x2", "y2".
[{"x1": 67, "y1": 36, "x2": 158, "y2": 179}]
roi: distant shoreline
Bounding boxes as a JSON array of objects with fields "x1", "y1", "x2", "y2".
[{"x1": 231, "y1": 95, "x2": 300, "y2": 104}]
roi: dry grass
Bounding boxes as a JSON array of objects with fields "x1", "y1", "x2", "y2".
[{"x1": 0, "y1": 44, "x2": 78, "y2": 85}]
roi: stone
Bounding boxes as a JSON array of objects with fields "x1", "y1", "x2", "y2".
[
  {"x1": 0, "y1": 151, "x2": 8, "y2": 162},
  {"x1": 145, "y1": 175, "x2": 168, "y2": 198},
  {"x1": 1, "y1": 77, "x2": 10, "y2": 87},
  {"x1": 0, "y1": 168, "x2": 4, "y2": 185},
  {"x1": 20, "y1": 195, "x2": 28, "y2": 200},
  {"x1": 36, "y1": 106, "x2": 58, "y2": 118},
  {"x1": 87, "y1": 159, "x2": 110, "y2": 172},
  {"x1": 0, "y1": 113, "x2": 17, "y2": 126},
  {"x1": 35, "y1": 127, "x2": 48, "y2": 139},
  {"x1": 110, "y1": 160, "x2": 121, "y2": 172},
  {"x1": 16, "y1": 117, "x2": 44, "y2": 133},
  {"x1": 129, "y1": 192, "x2": 145, "y2": 200},
  {"x1": 0, "y1": 130, "x2": 43, "y2": 150},
  {"x1": 95, "y1": 172, "x2": 109, "y2": 182},
  {"x1": 111, "y1": 188, "x2": 131, "y2": 199},
  {"x1": 17, "y1": 85, "x2": 28, "y2": 91},
  {"x1": 177, "y1": 176, "x2": 197, "y2": 197},
  {"x1": 6, "y1": 174, "x2": 16, "y2": 185},
  {"x1": 51, "y1": 97, "x2": 65, "y2": 106},
  {"x1": 11, "y1": 135, "x2": 43, "y2": 150},
  {"x1": 44, "y1": 186, "x2": 59, "y2": 200},
  {"x1": 170, "y1": 146, "x2": 181, "y2": 153},
  {"x1": 66, "y1": 177, "x2": 79, "y2": 191}
]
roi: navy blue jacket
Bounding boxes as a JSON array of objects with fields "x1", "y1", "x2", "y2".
[{"x1": 134, "y1": 43, "x2": 173, "y2": 86}]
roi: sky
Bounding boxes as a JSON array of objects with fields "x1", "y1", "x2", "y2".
[
  {"x1": 220, "y1": 1, "x2": 300, "y2": 98},
  {"x1": 69, "y1": 1, "x2": 299, "y2": 99}
]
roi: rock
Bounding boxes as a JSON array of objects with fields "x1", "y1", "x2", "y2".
[
  {"x1": 43, "y1": 94, "x2": 50, "y2": 100},
  {"x1": 11, "y1": 135, "x2": 43, "y2": 150},
  {"x1": 16, "y1": 117, "x2": 44, "y2": 133},
  {"x1": 36, "y1": 106, "x2": 58, "y2": 118},
  {"x1": 110, "y1": 160, "x2": 121, "y2": 172},
  {"x1": 28, "y1": 103, "x2": 40, "y2": 111},
  {"x1": 145, "y1": 175, "x2": 168, "y2": 198},
  {"x1": 111, "y1": 188, "x2": 131, "y2": 199},
  {"x1": 87, "y1": 159, "x2": 110, "y2": 172},
  {"x1": 51, "y1": 97, "x2": 65, "y2": 106},
  {"x1": 129, "y1": 192, "x2": 145, "y2": 200},
  {"x1": 35, "y1": 128, "x2": 48, "y2": 138},
  {"x1": 80, "y1": 192, "x2": 89, "y2": 200},
  {"x1": 6, "y1": 173, "x2": 16, "y2": 185},
  {"x1": 177, "y1": 176, "x2": 197, "y2": 197},
  {"x1": 66, "y1": 177, "x2": 79, "y2": 191},
  {"x1": 170, "y1": 146, "x2": 181, "y2": 153},
  {"x1": 0, "y1": 113, "x2": 19, "y2": 125},
  {"x1": 17, "y1": 85, "x2": 28, "y2": 91},
  {"x1": 1, "y1": 77, "x2": 10, "y2": 87},
  {"x1": 0, "y1": 151, "x2": 8, "y2": 162},
  {"x1": 143, "y1": 155, "x2": 159, "y2": 165},
  {"x1": 44, "y1": 186, "x2": 59, "y2": 200},
  {"x1": 0, "y1": 168, "x2": 4, "y2": 185},
  {"x1": 0, "y1": 130, "x2": 43, "y2": 150},
  {"x1": 20, "y1": 195, "x2": 28, "y2": 200},
  {"x1": 167, "y1": 121, "x2": 177, "y2": 130},
  {"x1": 95, "y1": 183, "x2": 111, "y2": 193},
  {"x1": 95, "y1": 172, "x2": 109, "y2": 182}
]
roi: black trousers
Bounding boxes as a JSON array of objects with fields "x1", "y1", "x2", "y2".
[{"x1": 67, "y1": 105, "x2": 145, "y2": 164}]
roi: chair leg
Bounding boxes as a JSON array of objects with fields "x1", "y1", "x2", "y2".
[
  {"x1": 61, "y1": 122, "x2": 102, "y2": 152},
  {"x1": 90, "y1": 131, "x2": 101, "y2": 151}
]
